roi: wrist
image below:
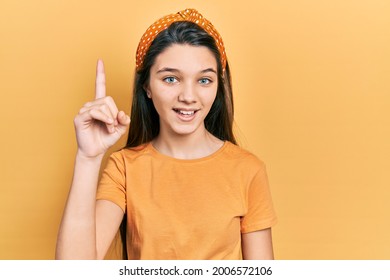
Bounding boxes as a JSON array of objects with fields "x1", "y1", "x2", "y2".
[{"x1": 75, "y1": 150, "x2": 105, "y2": 163}]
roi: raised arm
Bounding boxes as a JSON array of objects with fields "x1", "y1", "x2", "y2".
[{"x1": 55, "y1": 60, "x2": 130, "y2": 259}]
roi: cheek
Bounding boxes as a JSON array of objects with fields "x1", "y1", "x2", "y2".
[
  {"x1": 203, "y1": 89, "x2": 218, "y2": 107},
  {"x1": 150, "y1": 82, "x2": 176, "y2": 98},
  {"x1": 149, "y1": 90, "x2": 174, "y2": 112}
]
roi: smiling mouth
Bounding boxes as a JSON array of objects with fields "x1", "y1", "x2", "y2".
[{"x1": 173, "y1": 109, "x2": 199, "y2": 116}]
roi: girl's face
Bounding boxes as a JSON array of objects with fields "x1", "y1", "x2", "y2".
[{"x1": 146, "y1": 44, "x2": 218, "y2": 138}]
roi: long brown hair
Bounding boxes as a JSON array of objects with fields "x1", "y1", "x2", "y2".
[{"x1": 120, "y1": 21, "x2": 236, "y2": 259}]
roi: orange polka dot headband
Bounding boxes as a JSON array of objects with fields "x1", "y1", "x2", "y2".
[{"x1": 136, "y1": 8, "x2": 227, "y2": 71}]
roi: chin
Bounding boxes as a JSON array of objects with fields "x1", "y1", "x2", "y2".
[{"x1": 169, "y1": 123, "x2": 203, "y2": 137}]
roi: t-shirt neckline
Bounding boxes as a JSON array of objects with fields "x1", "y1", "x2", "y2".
[{"x1": 147, "y1": 141, "x2": 230, "y2": 163}]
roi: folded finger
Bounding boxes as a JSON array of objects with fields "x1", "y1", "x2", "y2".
[
  {"x1": 101, "y1": 96, "x2": 119, "y2": 125},
  {"x1": 96, "y1": 104, "x2": 117, "y2": 133},
  {"x1": 89, "y1": 109, "x2": 113, "y2": 126},
  {"x1": 82, "y1": 96, "x2": 119, "y2": 122}
]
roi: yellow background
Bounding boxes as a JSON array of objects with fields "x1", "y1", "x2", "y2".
[{"x1": 1, "y1": 0, "x2": 389, "y2": 259}]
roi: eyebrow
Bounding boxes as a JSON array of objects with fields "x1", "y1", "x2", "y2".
[{"x1": 156, "y1": 67, "x2": 217, "y2": 74}]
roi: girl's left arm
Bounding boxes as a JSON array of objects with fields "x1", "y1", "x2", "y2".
[{"x1": 241, "y1": 228, "x2": 274, "y2": 259}]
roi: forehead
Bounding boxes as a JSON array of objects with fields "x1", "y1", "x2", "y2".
[{"x1": 152, "y1": 44, "x2": 217, "y2": 72}]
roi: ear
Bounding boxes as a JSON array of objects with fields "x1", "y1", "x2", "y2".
[{"x1": 143, "y1": 84, "x2": 152, "y2": 99}]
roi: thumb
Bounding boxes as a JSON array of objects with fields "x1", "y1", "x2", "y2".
[{"x1": 116, "y1": 111, "x2": 131, "y2": 134}]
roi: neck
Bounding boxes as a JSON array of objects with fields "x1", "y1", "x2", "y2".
[{"x1": 152, "y1": 129, "x2": 223, "y2": 160}]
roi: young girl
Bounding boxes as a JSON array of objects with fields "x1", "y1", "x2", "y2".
[{"x1": 56, "y1": 8, "x2": 277, "y2": 260}]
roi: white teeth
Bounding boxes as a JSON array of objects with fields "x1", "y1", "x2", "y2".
[{"x1": 179, "y1": 110, "x2": 195, "y2": 115}]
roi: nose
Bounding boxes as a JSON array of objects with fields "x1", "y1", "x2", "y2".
[{"x1": 178, "y1": 81, "x2": 197, "y2": 103}]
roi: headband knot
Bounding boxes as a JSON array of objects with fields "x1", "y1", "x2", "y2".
[{"x1": 136, "y1": 8, "x2": 227, "y2": 71}]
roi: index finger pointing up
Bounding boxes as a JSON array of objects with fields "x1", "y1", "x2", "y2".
[{"x1": 95, "y1": 59, "x2": 106, "y2": 99}]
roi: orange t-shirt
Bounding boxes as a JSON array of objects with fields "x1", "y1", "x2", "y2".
[{"x1": 97, "y1": 141, "x2": 277, "y2": 259}]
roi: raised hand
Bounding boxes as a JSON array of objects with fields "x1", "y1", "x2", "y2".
[{"x1": 74, "y1": 59, "x2": 130, "y2": 158}]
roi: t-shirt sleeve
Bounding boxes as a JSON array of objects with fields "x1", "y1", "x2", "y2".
[
  {"x1": 96, "y1": 151, "x2": 126, "y2": 213},
  {"x1": 240, "y1": 163, "x2": 277, "y2": 233}
]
